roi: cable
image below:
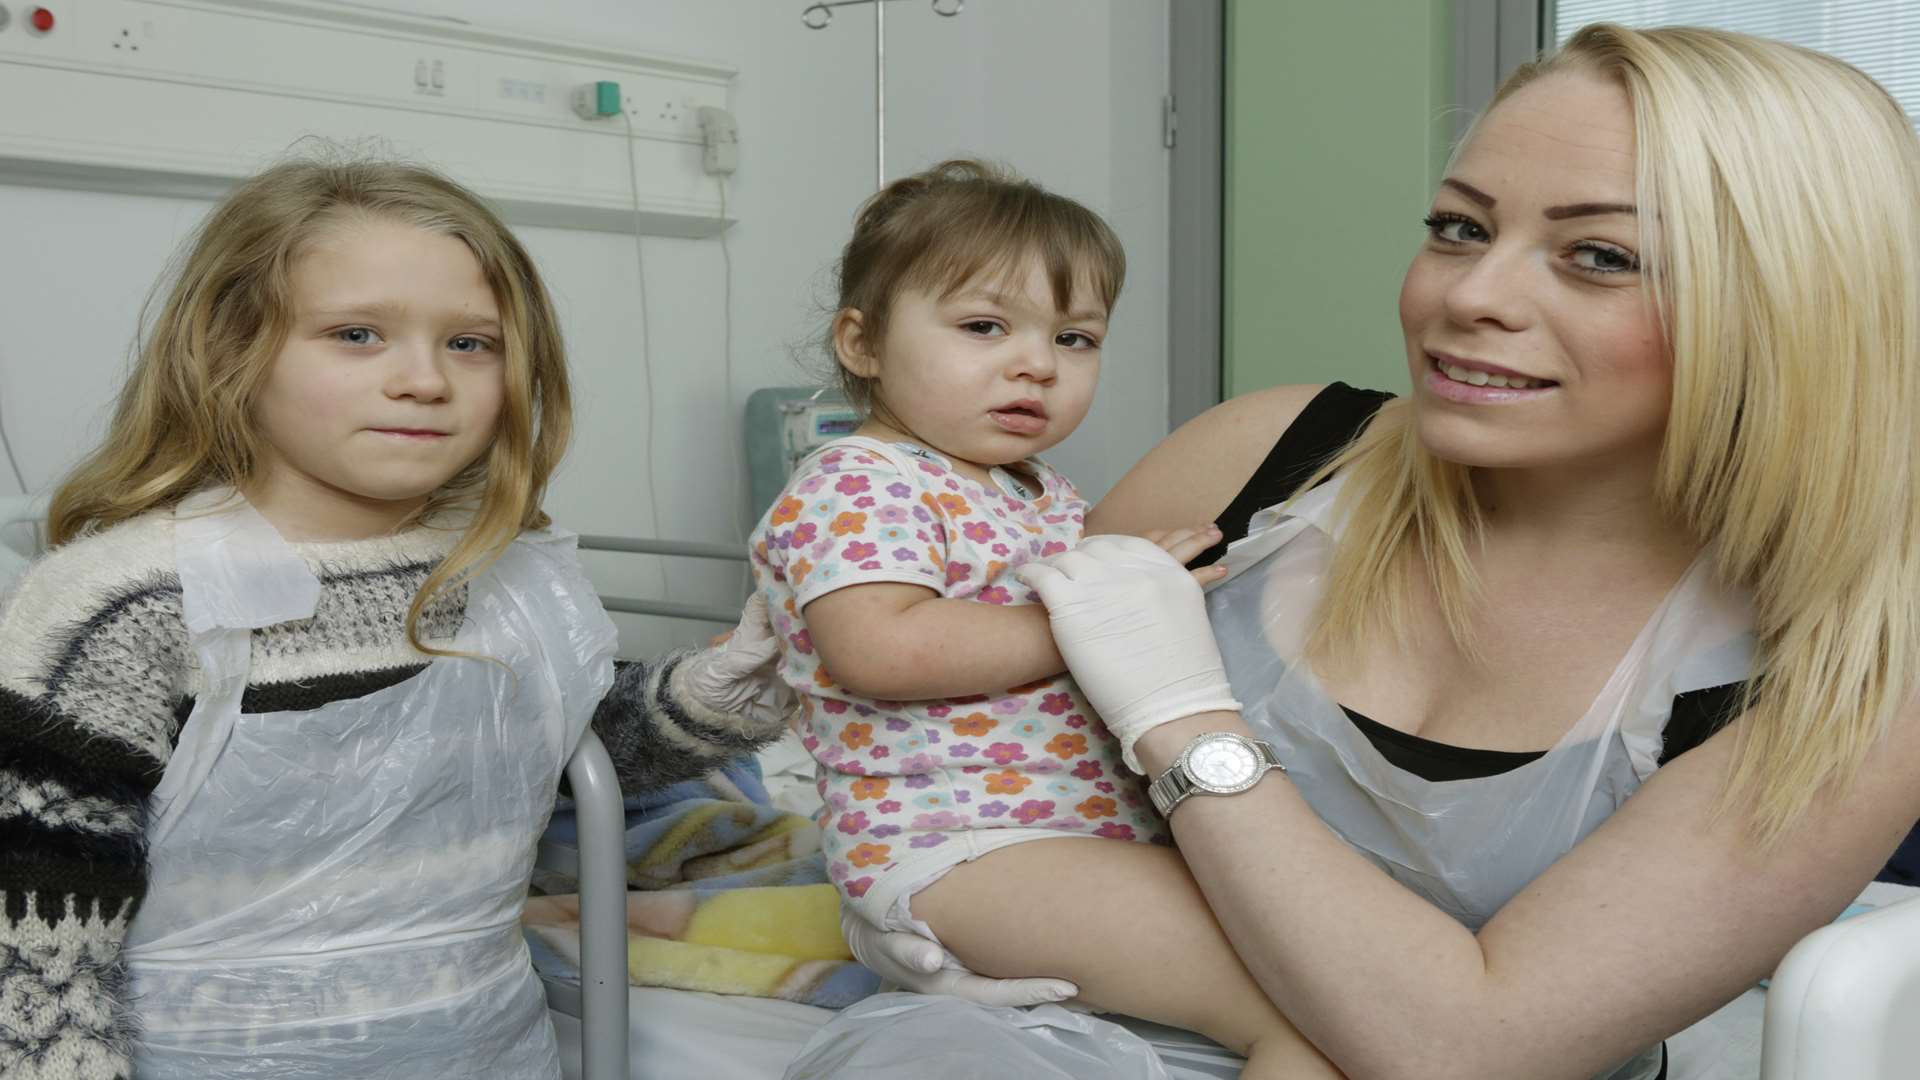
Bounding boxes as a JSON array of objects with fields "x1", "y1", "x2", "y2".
[
  {"x1": 619, "y1": 109, "x2": 672, "y2": 600},
  {"x1": 0, "y1": 403, "x2": 26, "y2": 495},
  {"x1": 0, "y1": 397, "x2": 42, "y2": 552},
  {"x1": 715, "y1": 176, "x2": 753, "y2": 598}
]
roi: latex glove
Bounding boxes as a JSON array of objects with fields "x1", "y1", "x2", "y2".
[
  {"x1": 840, "y1": 907, "x2": 1079, "y2": 1006},
  {"x1": 1013, "y1": 535, "x2": 1240, "y2": 772},
  {"x1": 673, "y1": 592, "x2": 794, "y2": 730}
]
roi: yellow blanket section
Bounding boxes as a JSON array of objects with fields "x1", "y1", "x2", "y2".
[
  {"x1": 625, "y1": 883, "x2": 855, "y2": 1001},
  {"x1": 676, "y1": 882, "x2": 852, "y2": 961}
]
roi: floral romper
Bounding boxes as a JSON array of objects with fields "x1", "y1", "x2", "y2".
[{"x1": 750, "y1": 436, "x2": 1167, "y2": 925}]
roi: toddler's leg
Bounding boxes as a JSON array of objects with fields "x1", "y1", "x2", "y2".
[{"x1": 911, "y1": 836, "x2": 1343, "y2": 1080}]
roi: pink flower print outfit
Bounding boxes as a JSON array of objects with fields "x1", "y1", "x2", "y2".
[{"x1": 750, "y1": 436, "x2": 1167, "y2": 918}]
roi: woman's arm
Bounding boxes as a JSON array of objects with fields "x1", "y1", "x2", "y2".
[
  {"x1": 1134, "y1": 710, "x2": 1920, "y2": 1080},
  {"x1": 1021, "y1": 538, "x2": 1920, "y2": 1079},
  {"x1": 1087, "y1": 383, "x2": 1324, "y2": 537}
]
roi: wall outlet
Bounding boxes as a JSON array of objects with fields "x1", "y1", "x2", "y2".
[{"x1": 696, "y1": 105, "x2": 737, "y2": 175}]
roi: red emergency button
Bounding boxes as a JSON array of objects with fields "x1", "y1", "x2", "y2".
[{"x1": 28, "y1": 6, "x2": 53, "y2": 32}]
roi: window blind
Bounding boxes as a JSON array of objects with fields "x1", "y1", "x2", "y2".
[{"x1": 1552, "y1": 0, "x2": 1920, "y2": 127}]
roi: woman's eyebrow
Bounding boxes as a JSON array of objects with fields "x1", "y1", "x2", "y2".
[
  {"x1": 1442, "y1": 178, "x2": 1496, "y2": 207},
  {"x1": 1543, "y1": 202, "x2": 1636, "y2": 220},
  {"x1": 1442, "y1": 179, "x2": 1635, "y2": 221}
]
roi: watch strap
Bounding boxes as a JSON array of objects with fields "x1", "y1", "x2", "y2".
[{"x1": 1147, "y1": 735, "x2": 1283, "y2": 818}]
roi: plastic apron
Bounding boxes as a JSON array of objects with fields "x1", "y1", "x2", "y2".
[
  {"x1": 1204, "y1": 475, "x2": 1755, "y2": 1080},
  {"x1": 124, "y1": 492, "x2": 617, "y2": 1079}
]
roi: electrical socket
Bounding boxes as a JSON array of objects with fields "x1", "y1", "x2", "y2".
[{"x1": 697, "y1": 105, "x2": 738, "y2": 176}]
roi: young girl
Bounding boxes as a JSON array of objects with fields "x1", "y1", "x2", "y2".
[
  {"x1": 0, "y1": 159, "x2": 787, "y2": 1080},
  {"x1": 753, "y1": 160, "x2": 1317, "y2": 1075}
]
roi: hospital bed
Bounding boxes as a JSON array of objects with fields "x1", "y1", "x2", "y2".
[{"x1": 3, "y1": 494, "x2": 1918, "y2": 1079}]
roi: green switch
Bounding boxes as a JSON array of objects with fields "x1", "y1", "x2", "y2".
[{"x1": 572, "y1": 80, "x2": 622, "y2": 120}]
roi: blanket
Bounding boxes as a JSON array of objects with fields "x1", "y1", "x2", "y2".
[{"x1": 524, "y1": 757, "x2": 883, "y2": 1008}]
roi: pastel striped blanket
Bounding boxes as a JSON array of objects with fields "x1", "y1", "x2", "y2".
[{"x1": 524, "y1": 757, "x2": 882, "y2": 1008}]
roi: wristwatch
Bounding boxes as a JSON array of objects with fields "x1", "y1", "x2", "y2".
[{"x1": 1147, "y1": 732, "x2": 1285, "y2": 817}]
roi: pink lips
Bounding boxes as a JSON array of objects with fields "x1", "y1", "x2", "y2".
[
  {"x1": 370, "y1": 428, "x2": 449, "y2": 440},
  {"x1": 989, "y1": 399, "x2": 1048, "y2": 435}
]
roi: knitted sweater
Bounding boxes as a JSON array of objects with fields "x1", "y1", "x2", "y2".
[{"x1": 0, "y1": 512, "x2": 783, "y2": 1080}]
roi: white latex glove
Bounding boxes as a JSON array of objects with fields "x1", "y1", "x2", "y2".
[
  {"x1": 840, "y1": 907, "x2": 1079, "y2": 1006},
  {"x1": 1013, "y1": 535, "x2": 1240, "y2": 772},
  {"x1": 673, "y1": 592, "x2": 794, "y2": 729}
]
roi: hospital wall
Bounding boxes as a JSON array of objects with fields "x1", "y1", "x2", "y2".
[
  {"x1": 0, "y1": 0, "x2": 1171, "y2": 658},
  {"x1": 1223, "y1": 0, "x2": 1454, "y2": 398}
]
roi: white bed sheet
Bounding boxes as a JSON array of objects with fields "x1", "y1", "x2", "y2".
[
  {"x1": 552, "y1": 989, "x2": 1247, "y2": 1080},
  {"x1": 555, "y1": 987, "x2": 1771, "y2": 1080},
  {"x1": 559, "y1": 740, "x2": 1908, "y2": 1080}
]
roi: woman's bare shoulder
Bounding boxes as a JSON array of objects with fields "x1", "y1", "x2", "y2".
[{"x1": 1088, "y1": 384, "x2": 1327, "y2": 537}]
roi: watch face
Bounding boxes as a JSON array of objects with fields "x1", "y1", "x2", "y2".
[{"x1": 1189, "y1": 735, "x2": 1259, "y2": 790}]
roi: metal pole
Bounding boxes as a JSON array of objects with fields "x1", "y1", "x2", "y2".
[
  {"x1": 575, "y1": 534, "x2": 748, "y2": 562},
  {"x1": 565, "y1": 731, "x2": 629, "y2": 1080},
  {"x1": 875, "y1": 0, "x2": 885, "y2": 187}
]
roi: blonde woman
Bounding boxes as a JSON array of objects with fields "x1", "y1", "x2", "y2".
[
  {"x1": 851, "y1": 23, "x2": 1920, "y2": 1079},
  {"x1": 0, "y1": 159, "x2": 786, "y2": 1079}
]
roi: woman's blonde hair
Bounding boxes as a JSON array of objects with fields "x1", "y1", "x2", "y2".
[
  {"x1": 1311, "y1": 24, "x2": 1920, "y2": 840},
  {"x1": 48, "y1": 156, "x2": 573, "y2": 654}
]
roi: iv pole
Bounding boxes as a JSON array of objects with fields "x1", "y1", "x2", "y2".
[{"x1": 801, "y1": 0, "x2": 965, "y2": 188}]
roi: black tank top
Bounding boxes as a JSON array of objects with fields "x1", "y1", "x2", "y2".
[{"x1": 1187, "y1": 382, "x2": 1746, "y2": 781}]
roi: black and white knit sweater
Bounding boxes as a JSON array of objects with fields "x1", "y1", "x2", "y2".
[{"x1": 0, "y1": 512, "x2": 783, "y2": 1080}]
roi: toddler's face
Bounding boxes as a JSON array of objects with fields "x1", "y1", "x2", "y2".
[
  {"x1": 858, "y1": 257, "x2": 1105, "y2": 477},
  {"x1": 249, "y1": 218, "x2": 506, "y2": 533}
]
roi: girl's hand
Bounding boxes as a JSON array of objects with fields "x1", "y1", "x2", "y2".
[
  {"x1": 674, "y1": 593, "x2": 794, "y2": 730},
  {"x1": 1136, "y1": 523, "x2": 1230, "y2": 588},
  {"x1": 1013, "y1": 535, "x2": 1239, "y2": 772}
]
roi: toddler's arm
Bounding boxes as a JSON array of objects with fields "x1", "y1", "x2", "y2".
[
  {"x1": 803, "y1": 524, "x2": 1227, "y2": 702},
  {"x1": 804, "y1": 582, "x2": 1062, "y2": 700}
]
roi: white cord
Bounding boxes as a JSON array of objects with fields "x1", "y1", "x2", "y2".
[
  {"x1": 0, "y1": 401, "x2": 26, "y2": 495},
  {"x1": 0, "y1": 397, "x2": 39, "y2": 551},
  {"x1": 715, "y1": 176, "x2": 753, "y2": 598},
  {"x1": 619, "y1": 110, "x2": 672, "y2": 599}
]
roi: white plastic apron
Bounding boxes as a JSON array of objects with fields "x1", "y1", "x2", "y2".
[
  {"x1": 1205, "y1": 475, "x2": 1755, "y2": 1080},
  {"x1": 125, "y1": 492, "x2": 616, "y2": 1079}
]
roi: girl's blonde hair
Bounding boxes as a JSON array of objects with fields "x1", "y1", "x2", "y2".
[
  {"x1": 1311, "y1": 24, "x2": 1920, "y2": 841},
  {"x1": 828, "y1": 158, "x2": 1126, "y2": 420},
  {"x1": 48, "y1": 157, "x2": 573, "y2": 654}
]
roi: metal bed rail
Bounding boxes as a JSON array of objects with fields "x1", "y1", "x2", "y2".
[
  {"x1": 544, "y1": 532, "x2": 747, "y2": 1079},
  {"x1": 537, "y1": 730, "x2": 630, "y2": 1080},
  {"x1": 577, "y1": 533, "x2": 752, "y2": 624}
]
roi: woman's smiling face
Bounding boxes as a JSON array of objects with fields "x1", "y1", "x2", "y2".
[{"x1": 1399, "y1": 70, "x2": 1671, "y2": 474}]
